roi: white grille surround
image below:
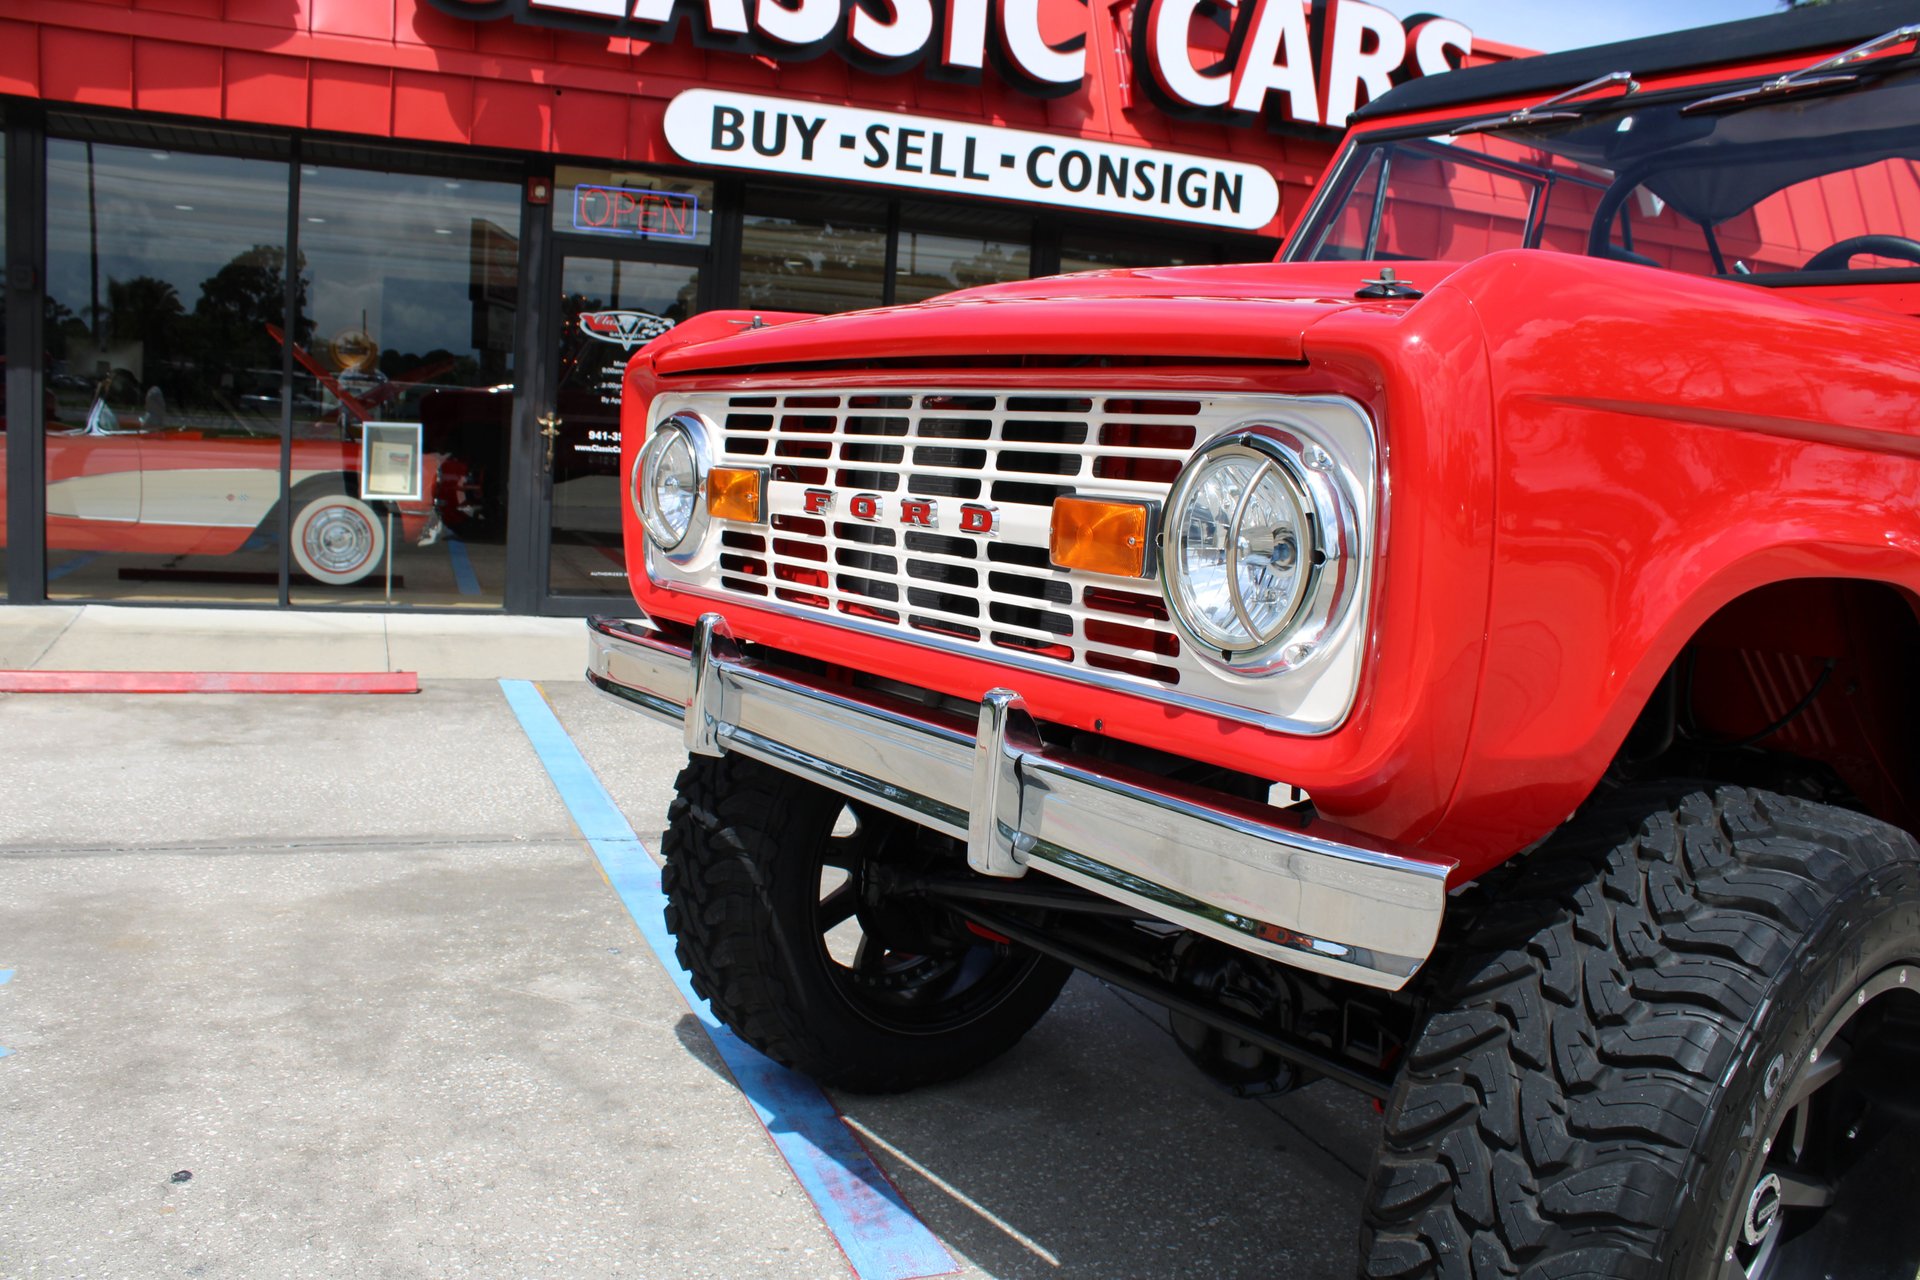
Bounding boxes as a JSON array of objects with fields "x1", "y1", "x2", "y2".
[{"x1": 639, "y1": 388, "x2": 1379, "y2": 735}]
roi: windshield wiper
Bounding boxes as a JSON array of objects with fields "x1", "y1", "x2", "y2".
[
  {"x1": 1450, "y1": 71, "x2": 1639, "y2": 136},
  {"x1": 1683, "y1": 23, "x2": 1920, "y2": 114}
]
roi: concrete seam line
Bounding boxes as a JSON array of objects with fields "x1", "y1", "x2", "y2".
[
  {"x1": 24, "y1": 605, "x2": 84, "y2": 668},
  {"x1": 497, "y1": 678, "x2": 958, "y2": 1280}
]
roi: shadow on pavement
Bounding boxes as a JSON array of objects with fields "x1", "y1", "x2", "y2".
[{"x1": 671, "y1": 977, "x2": 1372, "y2": 1279}]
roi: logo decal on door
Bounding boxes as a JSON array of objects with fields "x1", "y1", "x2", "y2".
[{"x1": 578, "y1": 311, "x2": 676, "y2": 351}]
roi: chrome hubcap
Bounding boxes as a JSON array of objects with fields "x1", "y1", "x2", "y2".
[
  {"x1": 305, "y1": 506, "x2": 374, "y2": 574},
  {"x1": 1743, "y1": 1172, "x2": 1782, "y2": 1247}
]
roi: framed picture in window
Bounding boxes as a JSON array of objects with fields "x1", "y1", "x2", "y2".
[{"x1": 361, "y1": 422, "x2": 423, "y2": 501}]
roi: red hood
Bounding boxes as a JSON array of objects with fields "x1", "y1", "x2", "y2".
[{"x1": 650, "y1": 261, "x2": 1471, "y2": 375}]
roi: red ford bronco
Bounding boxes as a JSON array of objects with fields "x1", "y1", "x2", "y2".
[{"x1": 590, "y1": 3, "x2": 1920, "y2": 1274}]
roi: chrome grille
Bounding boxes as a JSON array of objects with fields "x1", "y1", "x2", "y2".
[{"x1": 643, "y1": 387, "x2": 1380, "y2": 734}]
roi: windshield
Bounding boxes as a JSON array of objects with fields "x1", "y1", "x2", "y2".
[{"x1": 1286, "y1": 64, "x2": 1920, "y2": 282}]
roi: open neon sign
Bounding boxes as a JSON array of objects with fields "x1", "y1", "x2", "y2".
[{"x1": 572, "y1": 184, "x2": 701, "y2": 240}]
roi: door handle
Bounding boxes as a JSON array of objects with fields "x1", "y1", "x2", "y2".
[{"x1": 538, "y1": 410, "x2": 561, "y2": 468}]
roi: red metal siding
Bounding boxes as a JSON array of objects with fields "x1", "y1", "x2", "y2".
[
  {"x1": 134, "y1": 39, "x2": 223, "y2": 117},
  {"x1": 307, "y1": 60, "x2": 393, "y2": 137},
  {"x1": 11, "y1": 0, "x2": 1379, "y2": 236},
  {"x1": 224, "y1": 49, "x2": 309, "y2": 127}
]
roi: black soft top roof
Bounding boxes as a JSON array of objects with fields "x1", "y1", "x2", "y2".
[{"x1": 1351, "y1": 0, "x2": 1920, "y2": 124}]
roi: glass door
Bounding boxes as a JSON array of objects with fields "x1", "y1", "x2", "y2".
[{"x1": 543, "y1": 252, "x2": 701, "y2": 599}]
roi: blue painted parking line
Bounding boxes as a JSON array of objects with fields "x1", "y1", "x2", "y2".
[
  {"x1": 445, "y1": 535, "x2": 481, "y2": 597},
  {"x1": 46, "y1": 552, "x2": 101, "y2": 583},
  {"x1": 499, "y1": 680, "x2": 956, "y2": 1280}
]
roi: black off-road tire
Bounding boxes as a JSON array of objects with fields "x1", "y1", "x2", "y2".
[
  {"x1": 660, "y1": 752, "x2": 1072, "y2": 1093},
  {"x1": 1362, "y1": 786, "x2": 1920, "y2": 1279}
]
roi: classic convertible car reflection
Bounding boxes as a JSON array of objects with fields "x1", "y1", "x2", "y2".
[{"x1": 3, "y1": 368, "x2": 463, "y2": 586}]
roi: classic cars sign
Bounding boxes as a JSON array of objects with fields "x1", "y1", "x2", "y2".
[
  {"x1": 421, "y1": 0, "x2": 1473, "y2": 133},
  {"x1": 663, "y1": 90, "x2": 1281, "y2": 228}
]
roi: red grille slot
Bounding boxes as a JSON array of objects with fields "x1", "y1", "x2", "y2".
[
  {"x1": 837, "y1": 574, "x2": 901, "y2": 602},
  {"x1": 1095, "y1": 456, "x2": 1182, "y2": 483},
  {"x1": 1101, "y1": 398, "x2": 1200, "y2": 416},
  {"x1": 993, "y1": 633, "x2": 1074, "y2": 662},
  {"x1": 1084, "y1": 585, "x2": 1170, "y2": 620},
  {"x1": 1002, "y1": 419, "x2": 1088, "y2": 444},
  {"x1": 1100, "y1": 421, "x2": 1197, "y2": 449},
  {"x1": 1087, "y1": 651, "x2": 1179, "y2": 682},
  {"x1": 1086, "y1": 618, "x2": 1181, "y2": 656},
  {"x1": 990, "y1": 601, "x2": 1072, "y2": 635},
  {"x1": 912, "y1": 616, "x2": 982, "y2": 640},
  {"x1": 838, "y1": 469, "x2": 902, "y2": 491},
  {"x1": 1000, "y1": 451, "x2": 1082, "y2": 476},
  {"x1": 773, "y1": 537, "x2": 827, "y2": 562},
  {"x1": 907, "y1": 586, "x2": 980, "y2": 617},
  {"x1": 835, "y1": 547, "x2": 898, "y2": 573}
]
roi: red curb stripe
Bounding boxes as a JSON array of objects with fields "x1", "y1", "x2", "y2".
[{"x1": 0, "y1": 671, "x2": 420, "y2": 694}]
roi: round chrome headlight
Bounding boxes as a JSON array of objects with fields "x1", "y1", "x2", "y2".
[
  {"x1": 1162, "y1": 426, "x2": 1359, "y2": 674},
  {"x1": 633, "y1": 413, "x2": 708, "y2": 550}
]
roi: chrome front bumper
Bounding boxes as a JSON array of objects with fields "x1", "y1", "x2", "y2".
[{"x1": 587, "y1": 614, "x2": 1450, "y2": 990}]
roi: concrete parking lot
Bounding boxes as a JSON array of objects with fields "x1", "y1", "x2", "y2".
[{"x1": 0, "y1": 609, "x2": 1378, "y2": 1279}]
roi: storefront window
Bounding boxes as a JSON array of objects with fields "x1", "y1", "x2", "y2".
[
  {"x1": 289, "y1": 164, "x2": 522, "y2": 607},
  {"x1": 1059, "y1": 228, "x2": 1207, "y2": 274},
  {"x1": 554, "y1": 165, "x2": 712, "y2": 248},
  {"x1": 43, "y1": 139, "x2": 290, "y2": 602},
  {"x1": 740, "y1": 188, "x2": 888, "y2": 315},
  {"x1": 894, "y1": 201, "x2": 1030, "y2": 304}
]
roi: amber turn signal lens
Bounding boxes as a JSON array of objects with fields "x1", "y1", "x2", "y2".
[
  {"x1": 706, "y1": 466, "x2": 767, "y2": 523},
  {"x1": 1049, "y1": 497, "x2": 1153, "y2": 578}
]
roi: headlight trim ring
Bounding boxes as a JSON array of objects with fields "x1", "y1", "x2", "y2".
[
  {"x1": 633, "y1": 410, "x2": 713, "y2": 559},
  {"x1": 1161, "y1": 421, "x2": 1365, "y2": 678}
]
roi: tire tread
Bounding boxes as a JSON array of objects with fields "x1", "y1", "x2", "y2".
[
  {"x1": 1360, "y1": 784, "x2": 1920, "y2": 1279},
  {"x1": 661, "y1": 752, "x2": 1068, "y2": 1092}
]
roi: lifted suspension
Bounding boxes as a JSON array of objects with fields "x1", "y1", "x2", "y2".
[{"x1": 902, "y1": 871, "x2": 1404, "y2": 1099}]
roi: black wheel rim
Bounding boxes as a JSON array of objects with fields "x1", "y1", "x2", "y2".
[
  {"x1": 811, "y1": 802, "x2": 1048, "y2": 1036},
  {"x1": 1723, "y1": 963, "x2": 1920, "y2": 1279}
]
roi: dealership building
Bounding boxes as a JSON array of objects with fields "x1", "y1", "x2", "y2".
[{"x1": 0, "y1": 0, "x2": 1513, "y2": 614}]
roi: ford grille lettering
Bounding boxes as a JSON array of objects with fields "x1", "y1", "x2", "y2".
[{"x1": 789, "y1": 487, "x2": 997, "y2": 534}]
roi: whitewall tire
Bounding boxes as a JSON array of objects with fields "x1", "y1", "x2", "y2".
[{"x1": 291, "y1": 494, "x2": 384, "y2": 586}]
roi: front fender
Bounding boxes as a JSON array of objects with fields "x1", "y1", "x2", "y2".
[{"x1": 1431, "y1": 253, "x2": 1920, "y2": 873}]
